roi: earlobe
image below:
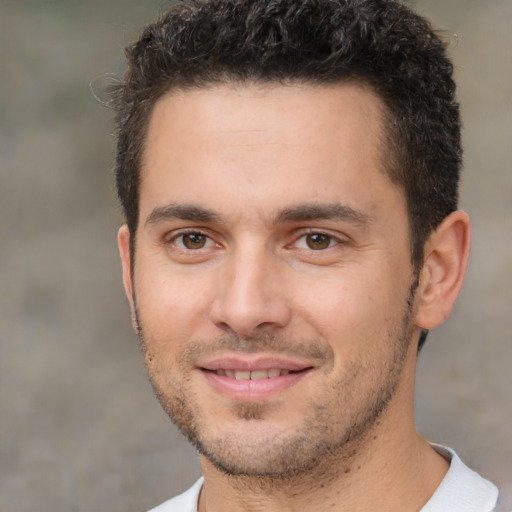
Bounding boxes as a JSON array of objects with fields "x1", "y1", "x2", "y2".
[
  {"x1": 415, "y1": 210, "x2": 471, "y2": 330},
  {"x1": 117, "y1": 224, "x2": 138, "y2": 333}
]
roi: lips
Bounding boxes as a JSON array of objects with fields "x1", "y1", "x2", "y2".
[{"x1": 199, "y1": 356, "x2": 313, "y2": 400}]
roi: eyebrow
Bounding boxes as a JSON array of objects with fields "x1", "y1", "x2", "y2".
[
  {"x1": 274, "y1": 203, "x2": 373, "y2": 226},
  {"x1": 145, "y1": 204, "x2": 221, "y2": 226},
  {"x1": 145, "y1": 202, "x2": 372, "y2": 228}
]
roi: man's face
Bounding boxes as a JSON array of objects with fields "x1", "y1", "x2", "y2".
[{"x1": 119, "y1": 83, "x2": 421, "y2": 476}]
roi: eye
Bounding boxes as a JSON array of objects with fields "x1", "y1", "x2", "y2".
[
  {"x1": 173, "y1": 232, "x2": 214, "y2": 250},
  {"x1": 295, "y1": 233, "x2": 339, "y2": 250}
]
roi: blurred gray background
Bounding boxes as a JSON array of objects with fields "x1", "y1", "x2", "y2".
[{"x1": 0, "y1": 1, "x2": 510, "y2": 511}]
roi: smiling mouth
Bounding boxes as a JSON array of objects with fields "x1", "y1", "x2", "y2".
[
  {"x1": 204, "y1": 367, "x2": 315, "y2": 382},
  {"x1": 211, "y1": 369, "x2": 294, "y2": 380},
  {"x1": 200, "y1": 364, "x2": 313, "y2": 399}
]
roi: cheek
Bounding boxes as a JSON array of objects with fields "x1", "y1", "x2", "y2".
[
  {"x1": 134, "y1": 266, "x2": 214, "y2": 349},
  {"x1": 297, "y1": 271, "x2": 388, "y2": 334},
  {"x1": 293, "y1": 265, "x2": 406, "y2": 369}
]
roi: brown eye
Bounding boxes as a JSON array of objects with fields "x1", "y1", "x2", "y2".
[
  {"x1": 180, "y1": 233, "x2": 208, "y2": 249},
  {"x1": 305, "y1": 233, "x2": 332, "y2": 250}
]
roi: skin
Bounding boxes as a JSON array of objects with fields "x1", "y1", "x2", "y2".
[{"x1": 118, "y1": 82, "x2": 471, "y2": 511}]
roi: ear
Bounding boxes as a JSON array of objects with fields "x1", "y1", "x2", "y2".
[
  {"x1": 117, "y1": 224, "x2": 138, "y2": 333},
  {"x1": 415, "y1": 210, "x2": 471, "y2": 329}
]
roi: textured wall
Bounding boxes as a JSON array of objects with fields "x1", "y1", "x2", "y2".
[{"x1": 1, "y1": 1, "x2": 510, "y2": 510}]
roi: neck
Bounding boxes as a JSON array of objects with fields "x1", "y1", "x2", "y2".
[{"x1": 198, "y1": 420, "x2": 448, "y2": 512}]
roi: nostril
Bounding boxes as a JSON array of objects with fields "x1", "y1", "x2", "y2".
[{"x1": 256, "y1": 321, "x2": 274, "y2": 330}]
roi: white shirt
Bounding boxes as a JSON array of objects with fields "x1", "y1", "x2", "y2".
[
  {"x1": 147, "y1": 445, "x2": 499, "y2": 512},
  {"x1": 423, "y1": 445, "x2": 499, "y2": 512}
]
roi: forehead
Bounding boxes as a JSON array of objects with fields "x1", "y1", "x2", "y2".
[
  {"x1": 145, "y1": 81, "x2": 387, "y2": 154},
  {"x1": 139, "y1": 82, "x2": 404, "y2": 225}
]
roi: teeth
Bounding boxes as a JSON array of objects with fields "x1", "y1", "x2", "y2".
[
  {"x1": 216, "y1": 369, "x2": 291, "y2": 379},
  {"x1": 250, "y1": 370, "x2": 268, "y2": 380}
]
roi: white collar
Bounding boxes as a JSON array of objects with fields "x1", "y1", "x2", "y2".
[{"x1": 420, "y1": 444, "x2": 499, "y2": 512}]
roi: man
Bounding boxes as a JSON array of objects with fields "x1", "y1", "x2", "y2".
[{"x1": 112, "y1": 0, "x2": 501, "y2": 510}]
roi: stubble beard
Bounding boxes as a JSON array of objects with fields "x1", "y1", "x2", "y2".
[{"x1": 134, "y1": 283, "x2": 417, "y2": 482}]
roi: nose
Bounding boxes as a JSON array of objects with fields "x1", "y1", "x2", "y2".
[{"x1": 210, "y1": 247, "x2": 292, "y2": 338}]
